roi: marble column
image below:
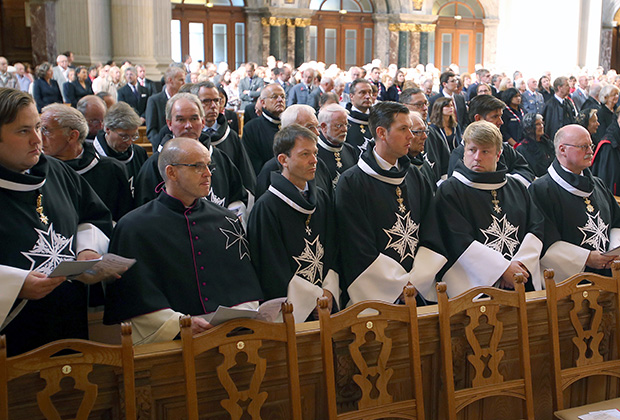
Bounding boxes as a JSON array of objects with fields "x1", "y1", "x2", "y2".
[
  {"x1": 246, "y1": 9, "x2": 264, "y2": 65},
  {"x1": 270, "y1": 25, "x2": 282, "y2": 60},
  {"x1": 373, "y1": 14, "x2": 390, "y2": 66},
  {"x1": 54, "y1": 0, "x2": 111, "y2": 67},
  {"x1": 398, "y1": 31, "x2": 409, "y2": 69},
  {"x1": 419, "y1": 32, "x2": 428, "y2": 66},
  {"x1": 295, "y1": 26, "x2": 306, "y2": 68},
  {"x1": 110, "y1": 0, "x2": 171, "y2": 78},
  {"x1": 601, "y1": 26, "x2": 614, "y2": 71},
  {"x1": 482, "y1": 18, "x2": 499, "y2": 70},
  {"x1": 29, "y1": 0, "x2": 57, "y2": 65},
  {"x1": 409, "y1": 31, "x2": 420, "y2": 68}
]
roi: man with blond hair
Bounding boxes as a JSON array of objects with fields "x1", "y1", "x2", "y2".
[{"x1": 436, "y1": 120, "x2": 544, "y2": 297}]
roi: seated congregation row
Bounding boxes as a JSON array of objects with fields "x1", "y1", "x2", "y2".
[{"x1": 0, "y1": 69, "x2": 618, "y2": 357}]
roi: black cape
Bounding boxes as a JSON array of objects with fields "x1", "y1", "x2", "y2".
[
  {"x1": 241, "y1": 109, "x2": 281, "y2": 175},
  {"x1": 592, "y1": 120, "x2": 620, "y2": 194},
  {"x1": 63, "y1": 143, "x2": 134, "y2": 221},
  {"x1": 345, "y1": 103, "x2": 373, "y2": 156},
  {"x1": 448, "y1": 141, "x2": 535, "y2": 186},
  {"x1": 0, "y1": 155, "x2": 112, "y2": 355},
  {"x1": 317, "y1": 134, "x2": 358, "y2": 191},
  {"x1": 92, "y1": 131, "x2": 148, "y2": 197},
  {"x1": 247, "y1": 173, "x2": 339, "y2": 321},
  {"x1": 104, "y1": 192, "x2": 263, "y2": 324},
  {"x1": 335, "y1": 147, "x2": 446, "y2": 304},
  {"x1": 435, "y1": 161, "x2": 544, "y2": 296},
  {"x1": 133, "y1": 134, "x2": 248, "y2": 216},
  {"x1": 529, "y1": 159, "x2": 620, "y2": 281}
]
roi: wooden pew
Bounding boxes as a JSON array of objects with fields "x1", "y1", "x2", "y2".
[
  {"x1": 6, "y1": 290, "x2": 620, "y2": 420},
  {"x1": 135, "y1": 125, "x2": 153, "y2": 156}
]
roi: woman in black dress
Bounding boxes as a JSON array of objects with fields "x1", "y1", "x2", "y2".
[
  {"x1": 32, "y1": 62, "x2": 63, "y2": 112},
  {"x1": 538, "y1": 75, "x2": 554, "y2": 103},
  {"x1": 500, "y1": 88, "x2": 524, "y2": 147}
]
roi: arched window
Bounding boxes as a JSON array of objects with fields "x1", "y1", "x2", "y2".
[
  {"x1": 432, "y1": 0, "x2": 485, "y2": 73},
  {"x1": 308, "y1": 0, "x2": 374, "y2": 68},
  {"x1": 309, "y1": 0, "x2": 373, "y2": 13},
  {"x1": 171, "y1": 0, "x2": 246, "y2": 69}
]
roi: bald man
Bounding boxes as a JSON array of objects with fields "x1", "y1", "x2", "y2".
[
  {"x1": 104, "y1": 137, "x2": 262, "y2": 344},
  {"x1": 530, "y1": 124, "x2": 620, "y2": 282}
]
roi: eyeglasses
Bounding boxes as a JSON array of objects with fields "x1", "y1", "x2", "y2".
[
  {"x1": 412, "y1": 129, "x2": 429, "y2": 137},
  {"x1": 201, "y1": 98, "x2": 220, "y2": 106},
  {"x1": 563, "y1": 143, "x2": 594, "y2": 151},
  {"x1": 170, "y1": 162, "x2": 216, "y2": 174},
  {"x1": 332, "y1": 123, "x2": 351, "y2": 130},
  {"x1": 87, "y1": 119, "x2": 103, "y2": 126},
  {"x1": 408, "y1": 101, "x2": 429, "y2": 109},
  {"x1": 304, "y1": 124, "x2": 320, "y2": 132},
  {"x1": 40, "y1": 126, "x2": 64, "y2": 136},
  {"x1": 114, "y1": 130, "x2": 140, "y2": 142}
]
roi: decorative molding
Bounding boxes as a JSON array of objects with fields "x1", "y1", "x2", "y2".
[
  {"x1": 261, "y1": 17, "x2": 311, "y2": 26},
  {"x1": 261, "y1": 17, "x2": 288, "y2": 26},
  {"x1": 412, "y1": 0, "x2": 423, "y2": 10},
  {"x1": 287, "y1": 18, "x2": 311, "y2": 27},
  {"x1": 388, "y1": 23, "x2": 435, "y2": 32}
]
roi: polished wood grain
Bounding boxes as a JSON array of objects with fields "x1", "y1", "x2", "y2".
[
  {"x1": 318, "y1": 284, "x2": 424, "y2": 419},
  {"x1": 437, "y1": 277, "x2": 535, "y2": 420},
  {"x1": 545, "y1": 263, "x2": 620, "y2": 418},
  {"x1": 5, "y1": 286, "x2": 620, "y2": 419},
  {"x1": 1, "y1": 323, "x2": 135, "y2": 420}
]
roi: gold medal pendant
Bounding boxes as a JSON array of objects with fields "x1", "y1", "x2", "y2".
[
  {"x1": 36, "y1": 194, "x2": 49, "y2": 225},
  {"x1": 334, "y1": 151, "x2": 342, "y2": 168},
  {"x1": 360, "y1": 125, "x2": 366, "y2": 134},
  {"x1": 491, "y1": 190, "x2": 502, "y2": 214},
  {"x1": 584, "y1": 197, "x2": 594, "y2": 213},
  {"x1": 396, "y1": 186, "x2": 406, "y2": 214},
  {"x1": 305, "y1": 214, "x2": 312, "y2": 236}
]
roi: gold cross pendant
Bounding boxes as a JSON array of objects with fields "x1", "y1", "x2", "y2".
[
  {"x1": 491, "y1": 190, "x2": 502, "y2": 214},
  {"x1": 396, "y1": 186, "x2": 406, "y2": 213},
  {"x1": 36, "y1": 194, "x2": 49, "y2": 225}
]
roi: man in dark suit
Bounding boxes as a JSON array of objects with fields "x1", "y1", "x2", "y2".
[
  {"x1": 136, "y1": 64, "x2": 158, "y2": 96},
  {"x1": 273, "y1": 67, "x2": 291, "y2": 98},
  {"x1": 571, "y1": 75, "x2": 589, "y2": 111},
  {"x1": 581, "y1": 83, "x2": 602, "y2": 113},
  {"x1": 307, "y1": 77, "x2": 333, "y2": 112},
  {"x1": 117, "y1": 66, "x2": 148, "y2": 120},
  {"x1": 429, "y1": 71, "x2": 467, "y2": 128},
  {"x1": 542, "y1": 76, "x2": 577, "y2": 140},
  {"x1": 287, "y1": 68, "x2": 315, "y2": 107},
  {"x1": 145, "y1": 66, "x2": 185, "y2": 148},
  {"x1": 239, "y1": 62, "x2": 264, "y2": 111}
]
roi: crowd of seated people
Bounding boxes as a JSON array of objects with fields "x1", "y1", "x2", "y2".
[{"x1": 3, "y1": 52, "x2": 620, "y2": 354}]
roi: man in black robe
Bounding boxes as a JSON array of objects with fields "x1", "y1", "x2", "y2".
[
  {"x1": 92, "y1": 102, "x2": 148, "y2": 197},
  {"x1": 335, "y1": 102, "x2": 447, "y2": 305},
  {"x1": 0, "y1": 88, "x2": 113, "y2": 355},
  {"x1": 345, "y1": 79, "x2": 374, "y2": 155},
  {"x1": 542, "y1": 76, "x2": 577, "y2": 140},
  {"x1": 76, "y1": 95, "x2": 106, "y2": 141},
  {"x1": 134, "y1": 93, "x2": 248, "y2": 220},
  {"x1": 530, "y1": 124, "x2": 620, "y2": 282},
  {"x1": 317, "y1": 103, "x2": 358, "y2": 190},
  {"x1": 592, "y1": 111, "x2": 620, "y2": 194},
  {"x1": 448, "y1": 94, "x2": 535, "y2": 186},
  {"x1": 407, "y1": 112, "x2": 438, "y2": 191},
  {"x1": 41, "y1": 104, "x2": 133, "y2": 221},
  {"x1": 191, "y1": 81, "x2": 256, "y2": 195},
  {"x1": 242, "y1": 83, "x2": 286, "y2": 175},
  {"x1": 104, "y1": 137, "x2": 262, "y2": 344},
  {"x1": 248, "y1": 125, "x2": 338, "y2": 321},
  {"x1": 436, "y1": 121, "x2": 544, "y2": 297}
]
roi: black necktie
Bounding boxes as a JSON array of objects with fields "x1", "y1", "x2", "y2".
[
  {"x1": 389, "y1": 166, "x2": 399, "y2": 173},
  {"x1": 206, "y1": 128, "x2": 216, "y2": 136},
  {"x1": 301, "y1": 190, "x2": 310, "y2": 200}
]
